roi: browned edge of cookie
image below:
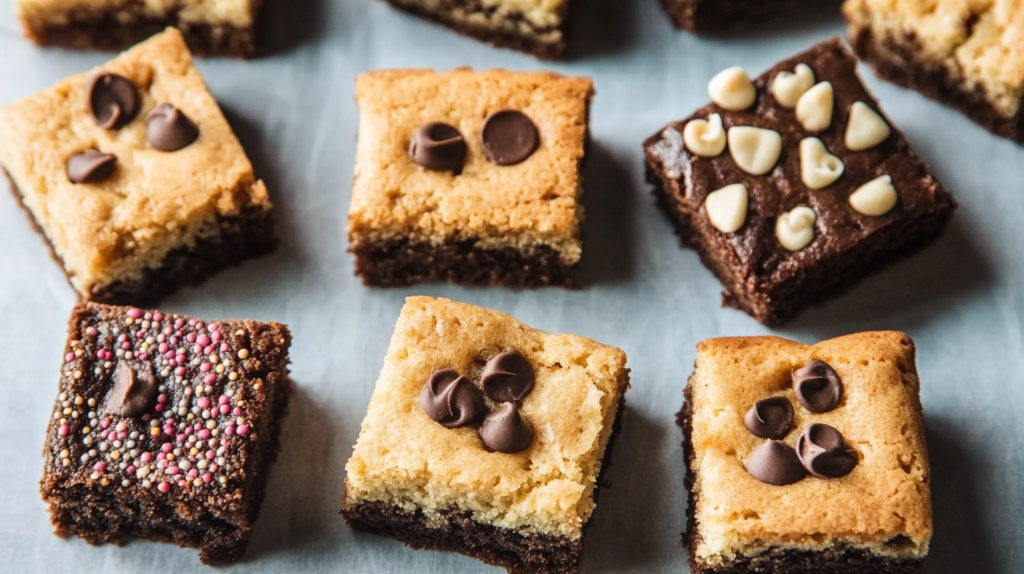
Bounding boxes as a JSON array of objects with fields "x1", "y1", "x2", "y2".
[
  {"x1": 4, "y1": 168, "x2": 277, "y2": 305},
  {"x1": 847, "y1": 25, "x2": 1024, "y2": 144}
]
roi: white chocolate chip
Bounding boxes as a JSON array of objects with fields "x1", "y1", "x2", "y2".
[
  {"x1": 799, "y1": 137, "x2": 844, "y2": 190},
  {"x1": 704, "y1": 184, "x2": 749, "y2": 234},
  {"x1": 795, "y1": 82, "x2": 834, "y2": 132},
  {"x1": 844, "y1": 102, "x2": 891, "y2": 151},
  {"x1": 708, "y1": 67, "x2": 756, "y2": 111},
  {"x1": 775, "y1": 206, "x2": 817, "y2": 251},
  {"x1": 728, "y1": 126, "x2": 782, "y2": 176},
  {"x1": 770, "y1": 64, "x2": 815, "y2": 108},
  {"x1": 683, "y1": 113, "x2": 727, "y2": 157},
  {"x1": 849, "y1": 175, "x2": 897, "y2": 216}
]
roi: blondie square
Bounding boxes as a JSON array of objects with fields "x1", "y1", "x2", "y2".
[
  {"x1": 16, "y1": 0, "x2": 263, "y2": 57},
  {"x1": 643, "y1": 38, "x2": 957, "y2": 325},
  {"x1": 40, "y1": 302, "x2": 292, "y2": 563},
  {"x1": 0, "y1": 29, "x2": 275, "y2": 304},
  {"x1": 341, "y1": 296, "x2": 629, "y2": 573},
  {"x1": 845, "y1": 0, "x2": 1024, "y2": 143},
  {"x1": 380, "y1": 0, "x2": 574, "y2": 59},
  {"x1": 348, "y1": 69, "x2": 593, "y2": 288},
  {"x1": 680, "y1": 331, "x2": 932, "y2": 573}
]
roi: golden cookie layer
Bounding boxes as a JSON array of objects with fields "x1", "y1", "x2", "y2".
[{"x1": 17, "y1": 0, "x2": 257, "y2": 28}]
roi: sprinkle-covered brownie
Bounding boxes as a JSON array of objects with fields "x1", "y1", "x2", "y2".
[
  {"x1": 348, "y1": 69, "x2": 593, "y2": 288},
  {"x1": 41, "y1": 302, "x2": 291, "y2": 563},
  {"x1": 643, "y1": 38, "x2": 957, "y2": 325},
  {"x1": 659, "y1": 0, "x2": 798, "y2": 32},
  {"x1": 845, "y1": 0, "x2": 1024, "y2": 144},
  {"x1": 680, "y1": 331, "x2": 932, "y2": 573},
  {"x1": 341, "y1": 296, "x2": 630, "y2": 573},
  {"x1": 379, "y1": 0, "x2": 575, "y2": 59},
  {"x1": 0, "y1": 29, "x2": 275, "y2": 305},
  {"x1": 15, "y1": 0, "x2": 264, "y2": 57}
]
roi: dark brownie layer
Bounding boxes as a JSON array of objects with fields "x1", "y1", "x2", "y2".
[
  {"x1": 848, "y1": 26, "x2": 1024, "y2": 144},
  {"x1": 643, "y1": 38, "x2": 957, "y2": 325},
  {"x1": 677, "y1": 385, "x2": 924, "y2": 574},
  {"x1": 5, "y1": 170, "x2": 276, "y2": 306},
  {"x1": 380, "y1": 0, "x2": 569, "y2": 59},
  {"x1": 659, "y1": 0, "x2": 799, "y2": 32},
  {"x1": 351, "y1": 236, "x2": 578, "y2": 288},
  {"x1": 41, "y1": 303, "x2": 292, "y2": 563}
]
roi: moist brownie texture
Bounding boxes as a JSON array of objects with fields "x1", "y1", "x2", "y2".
[
  {"x1": 348, "y1": 69, "x2": 593, "y2": 288},
  {"x1": 0, "y1": 29, "x2": 275, "y2": 305},
  {"x1": 342, "y1": 296, "x2": 630, "y2": 573},
  {"x1": 680, "y1": 332, "x2": 932, "y2": 573},
  {"x1": 16, "y1": 0, "x2": 263, "y2": 57},
  {"x1": 845, "y1": 0, "x2": 1024, "y2": 143},
  {"x1": 643, "y1": 38, "x2": 957, "y2": 325},
  {"x1": 41, "y1": 302, "x2": 292, "y2": 563},
  {"x1": 380, "y1": 0, "x2": 573, "y2": 59},
  {"x1": 660, "y1": 0, "x2": 800, "y2": 32}
]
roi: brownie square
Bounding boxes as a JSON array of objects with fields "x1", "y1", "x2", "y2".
[
  {"x1": 347, "y1": 69, "x2": 593, "y2": 288},
  {"x1": 680, "y1": 331, "x2": 932, "y2": 573},
  {"x1": 0, "y1": 29, "x2": 275, "y2": 305},
  {"x1": 643, "y1": 38, "x2": 957, "y2": 325},
  {"x1": 41, "y1": 302, "x2": 292, "y2": 563},
  {"x1": 341, "y1": 296, "x2": 629, "y2": 573},
  {"x1": 379, "y1": 0, "x2": 574, "y2": 59},
  {"x1": 16, "y1": 0, "x2": 263, "y2": 58},
  {"x1": 659, "y1": 0, "x2": 800, "y2": 32},
  {"x1": 845, "y1": 0, "x2": 1024, "y2": 144}
]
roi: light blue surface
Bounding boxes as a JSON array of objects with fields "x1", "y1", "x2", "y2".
[{"x1": 0, "y1": 0, "x2": 1020, "y2": 572}]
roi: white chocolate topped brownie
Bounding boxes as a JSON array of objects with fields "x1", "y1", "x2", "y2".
[
  {"x1": 681, "y1": 331, "x2": 932, "y2": 573},
  {"x1": 0, "y1": 29, "x2": 274, "y2": 304},
  {"x1": 348, "y1": 68, "x2": 593, "y2": 288},
  {"x1": 342, "y1": 296, "x2": 629, "y2": 573}
]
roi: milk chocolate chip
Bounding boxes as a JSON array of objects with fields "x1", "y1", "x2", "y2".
[
  {"x1": 409, "y1": 122, "x2": 466, "y2": 172},
  {"x1": 745, "y1": 440, "x2": 806, "y2": 486},
  {"x1": 479, "y1": 402, "x2": 534, "y2": 453},
  {"x1": 481, "y1": 351, "x2": 534, "y2": 403},
  {"x1": 146, "y1": 103, "x2": 199, "y2": 152},
  {"x1": 419, "y1": 369, "x2": 487, "y2": 428},
  {"x1": 797, "y1": 423, "x2": 858, "y2": 479},
  {"x1": 744, "y1": 396, "x2": 794, "y2": 440},
  {"x1": 102, "y1": 362, "x2": 157, "y2": 417},
  {"x1": 481, "y1": 110, "x2": 538, "y2": 166},
  {"x1": 792, "y1": 359, "x2": 843, "y2": 412},
  {"x1": 67, "y1": 150, "x2": 117, "y2": 183},
  {"x1": 86, "y1": 73, "x2": 139, "y2": 130}
]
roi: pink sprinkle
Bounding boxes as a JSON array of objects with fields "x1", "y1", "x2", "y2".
[
  {"x1": 126, "y1": 465, "x2": 136, "y2": 474},
  {"x1": 185, "y1": 388, "x2": 193, "y2": 397},
  {"x1": 158, "y1": 343, "x2": 168, "y2": 353},
  {"x1": 136, "y1": 330, "x2": 146, "y2": 338},
  {"x1": 209, "y1": 324, "x2": 219, "y2": 332},
  {"x1": 118, "y1": 432, "x2": 127, "y2": 439},
  {"x1": 193, "y1": 344, "x2": 202, "y2": 355},
  {"x1": 237, "y1": 425, "x2": 250, "y2": 436},
  {"x1": 157, "y1": 394, "x2": 167, "y2": 404},
  {"x1": 221, "y1": 343, "x2": 229, "y2": 352},
  {"x1": 197, "y1": 334, "x2": 211, "y2": 347},
  {"x1": 198, "y1": 429, "x2": 211, "y2": 439},
  {"x1": 153, "y1": 313, "x2": 163, "y2": 322},
  {"x1": 211, "y1": 331, "x2": 221, "y2": 343},
  {"x1": 202, "y1": 473, "x2": 212, "y2": 483},
  {"x1": 118, "y1": 334, "x2": 128, "y2": 342},
  {"x1": 161, "y1": 443, "x2": 173, "y2": 453},
  {"x1": 209, "y1": 464, "x2": 219, "y2": 473},
  {"x1": 176, "y1": 347, "x2": 185, "y2": 355},
  {"x1": 164, "y1": 427, "x2": 174, "y2": 436},
  {"x1": 85, "y1": 327, "x2": 98, "y2": 337},
  {"x1": 175, "y1": 319, "x2": 184, "y2": 329},
  {"x1": 177, "y1": 434, "x2": 187, "y2": 443},
  {"x1": 200, "y1": 363, "x2": 211, "y2": 373},
  {"x1": 144, "y1": 312, "x2": 152, "y2": 320},
  {"x1": 233, "y1": 407, "x2": 242, "y2": 416},
  {"x1": 204, "y1": 374, "x2": 216, "y2": 384},
  {"x1": 204, "y1": 346, "x2": 215, "y2": 355},
  {"x1": 138, "y1": 353, "x2": 149, "y2": 361},
  {"x1": 197, "y1": 398, "x2": 210, "y2": 409},
  {"x1": 166, "y1": 466, "x2": 180, "y2": 475},
  {"x1": 185, "y1": 427, "x2": 194, "y2": 436},
  {"x1": 166, "y1": 417, "x2": 175, "y2": 424},
  {"x1": 93, "y1": 461, "x2": 106, "y2": 472},
  {"x1": 100, "y1": 419, "x2": 110, "y2": 429},
  {"x1": 219, "y1": 396, "x2": 230, "y2": 405},
  {"x1": 219, "y1": 405, "x2": 230, "y2": 415},
  {"x1": 142, "y1": 414, "x2": 151, "y2": 422},
  {"x1": 121, "y1": 342, "x2": 131, "y2": 350},
  {"x1": 186, "y1": 333, "x2": 196, "y2": 343},
  {"x1": 141, "y1": 452, "x2": 152, "y2": 462},
  {"x1": 224, "y1": 426, "x2": 234, "y2": 437},
  {"x1": 158, "y1": 481, "x2": 170, "y2": 493},
  {"x1": 158, "y1": 452, "x2": 167, "y2": 461},
  {"x1": 157, "y1": 459, "x2": 168, "y2": 469},
  {"x1": 170, "y1": 336, "x2": 179, "y2": 345},
  {"x1": 127, "y1": 308, "x2": 142, "y2": 319},
  {"x1": 174, "y1": 366, "x2": 186, "y2": 377},
  {"x1": 65, "y1": 352, "x2": 75, "y2": 363},
  {"x1": 206, "y1": 450, "x2": 216, "y2": 459},
  {"x1": 188, "y1": 469, "x2": 199, "y2": 479},
  {"x1": 58, "y1": 425, "x2": 69, "y2": 437},
  {"x1": 178, "y1": 479, "x2": 187, "y2": 487},
  {"x1": 196, "y1": 322, "x2": 204, "y2": 329},
  {"x1": 100, "y1": 430, "x2": 109, "y2": 439},
  {"x1": 154, "y1": 404, "x2": 164, "y2": 412},
  {"x1": 116, "y1": 421, "x2": 127, "y2": 432}
]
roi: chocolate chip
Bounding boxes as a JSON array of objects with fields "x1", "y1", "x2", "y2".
[
  {"x1": 102, "y1": 362, "x2": 157, "y2": 417},
  {"x1": 67, "y1": 150, "x2": 117, "y2": 183},
  {"x1": 480, "y1": 110, "x2": 538, "y2": 166},
  {"x1": 745, "y1": 440, "x2": 806, "y2": 486},
  {"x1": 409, "y1": 122, "x2": 466, "y2": 172},
  {"x1": 146, "y1": 103, "x2": 200, "y2": 152},
  {"x1": 419, "y1": 369, "x2": 487, "y2": 428},
  {"x1": 792, "y1": 359, "x2": 842, "y2": 413},
  {"x1": 481, "y1": 351, "x2": 534, "y2": 403},
  {"x1": 86, "y1": 73, "x2": 139, "y2": 130},
  {"x1": 744, "y1": 396, "x2": 794, "y2": 440},
  {"x1": 797, "y1": 423, "x2": 858, "y2": 479},
  {"x1": 479, "y1": 402, "x2": 534, "y2": 453}
]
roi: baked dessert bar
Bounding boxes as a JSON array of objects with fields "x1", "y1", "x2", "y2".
[
  {"x1": 16, "y1": 0, "x2": 263, "y2": 58},
  {"x1": 659, "y1": 0, "x2": 799, "y2": 32},
  {"x1": 341, "y1": 296, "x2": 629, "y2": 573},
  {"x1": 680, "y1": 331, "x2": 932, "y2": 573},
  {"x1": 845, "y1": 0, "x2": 1024, "y2": 144},
  {"x1": 0, "y1": 29, "x2": 275, "y2": 305},
  {"x1": 40, "y1": 302, "x2": 292, "y2": 563},
  {"x1": 643, "y1": 38, "x2": 957, "y2": 325},
  {"x1": 348, "y1": 69, "x2": 593, "y2": 288},
  {"x1": 379, "y1": 0, "x2": 574, "y2": 59}
]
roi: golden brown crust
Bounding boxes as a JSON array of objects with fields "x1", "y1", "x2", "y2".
[
  {"x1": 688, "y1": 331, "x2": 932, "y2": 565},
  {"x1": 17, "y1": 0, "x2": 258, "y2": 30}
]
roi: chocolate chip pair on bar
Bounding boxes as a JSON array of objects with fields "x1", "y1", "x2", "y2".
[
  {"x1": 0, "y1": 29, "x2": 275, "y2": 305},
  {"x1": 342, "y1": 297, "x2": 630, "y2": 573},
  {"x1": 644, "y1": 38, "x2": 957, "y2": 325},
  {"x1": 681, "y1": 331, "x2": 932, "y2": 573},
  {"x1": 40, "y1": 303, "x2": 292, "y2": 563}
]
